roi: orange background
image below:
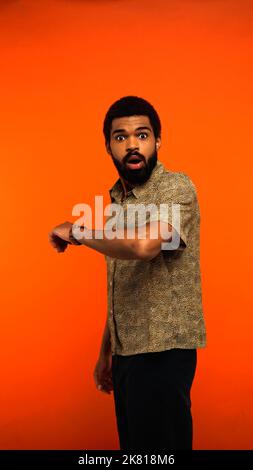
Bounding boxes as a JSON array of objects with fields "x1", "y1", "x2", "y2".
[{"x1": 0, "y1": 0, "x2": 252, "y2": 450}]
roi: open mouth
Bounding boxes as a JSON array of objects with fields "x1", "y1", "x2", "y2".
[{"x1": 126, "y1": 155, "x2": 144, "y2": 170}]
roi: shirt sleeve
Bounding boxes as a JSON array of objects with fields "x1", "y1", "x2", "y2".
[{"x1": 148, "y1": 173, "x2": 199, "y2": 250}]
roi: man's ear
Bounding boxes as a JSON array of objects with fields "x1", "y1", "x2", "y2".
[
  {"x1": 155, "y1": 137, "x2": 161, "y2": 151},
  {"x1": 106, "y1": 142, "x2": 112, "y2": 155}
]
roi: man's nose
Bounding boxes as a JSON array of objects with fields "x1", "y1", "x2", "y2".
[{"x1": 126, "y1": 135, "x2": 139, "y2": 151}]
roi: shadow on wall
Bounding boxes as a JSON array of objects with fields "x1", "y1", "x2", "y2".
[
  {"x1": 0, "y1": 0, "x2": 20, "y2": 8},
  {"x1": 0, "y1": 0, "x2": 127, "y2": 7},
  {"x1": 58, "y1": 0, "x2": 126, "y2": 3}
]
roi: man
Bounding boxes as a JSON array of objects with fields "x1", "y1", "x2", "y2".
[{"x1": 48, "y1": 96, "x2": 207, "y2": 451}]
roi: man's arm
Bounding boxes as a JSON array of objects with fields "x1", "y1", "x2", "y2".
[
  {"x1": 98, "y1": 316, "x2": 111, "y2": 358},
  {"x1": 48, "y1": 220, "x2": 173, "y2": 261},
  {"x1": 93, "y1": 317, "x2": 113, "y2": 394}
]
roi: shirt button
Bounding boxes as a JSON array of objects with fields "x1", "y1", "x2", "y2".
[
  {"x1": 110, "y1": 309, "x2": 113, "y2": 314},
  {"x1": 109, "y1": 281, "x2": 112, "y2": 286}
]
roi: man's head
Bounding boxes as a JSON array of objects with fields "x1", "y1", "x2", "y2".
[{"x1": 103, "y1": 96, "x2": 161, "y2": 186}]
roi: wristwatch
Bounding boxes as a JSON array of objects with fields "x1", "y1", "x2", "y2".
[{"x1": 69, "y1": 224, "x2": 83, "y2": 245}]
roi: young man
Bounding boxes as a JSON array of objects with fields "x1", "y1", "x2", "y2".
[{"x1": 48, "y1": 96, "x2": 207, "y2": 451}]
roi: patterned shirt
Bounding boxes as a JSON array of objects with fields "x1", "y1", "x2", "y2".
[{"x1": 105, "y1": 160, "x2": 207, "y2": 356}]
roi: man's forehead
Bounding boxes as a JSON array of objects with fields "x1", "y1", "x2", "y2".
[{"x1": 111, "y1": 115, "x2": 152, "y2": 132}]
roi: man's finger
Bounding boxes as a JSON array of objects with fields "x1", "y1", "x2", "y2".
[{"x1": 97, "y1": 383, "x2": 111, "y2": 394}]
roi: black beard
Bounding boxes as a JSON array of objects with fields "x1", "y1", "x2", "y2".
[{"x1": 111, "y1": 150, "x2": 158, "y2": 186}]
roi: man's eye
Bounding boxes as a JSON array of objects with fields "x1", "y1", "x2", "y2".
[
  {"x1": 138, "y1": 133, "x2": 148, "y2": 139},
  {"x1": 115, "y1": 135, "x2": 126, "y2": 141}
]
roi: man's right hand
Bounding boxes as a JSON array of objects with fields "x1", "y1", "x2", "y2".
[
  {"x1": 93, "y1": 353, "x2": 113, "y2": 395},
  {"x1": 48, "y1": 221, "x2": 73, "y2": 253}
]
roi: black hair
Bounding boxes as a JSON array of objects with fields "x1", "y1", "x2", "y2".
[{"x1": 103, "y1": 95, "x2": 161, "y2": 146}]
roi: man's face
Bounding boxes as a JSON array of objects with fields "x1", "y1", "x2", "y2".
[{"x1": 106, "y1": 115, "x2": 161, "y2": 186}]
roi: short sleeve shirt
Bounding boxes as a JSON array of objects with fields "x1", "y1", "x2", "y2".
[{"x1": 105, "y1": 160, "x2": 207, "y2": 356}]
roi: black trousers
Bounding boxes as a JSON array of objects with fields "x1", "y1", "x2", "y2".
[{"x1": 111, "y1": 348, "x2": 197, "y2": 451}]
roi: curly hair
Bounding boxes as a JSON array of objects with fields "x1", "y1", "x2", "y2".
[{"x1": 103, "y1": 95, "x2": 161, "y2": 146}]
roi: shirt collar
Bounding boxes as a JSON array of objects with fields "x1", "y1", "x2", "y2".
[{"x1": 109, "y1": 160, "x2": 166, "y2": 203}]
